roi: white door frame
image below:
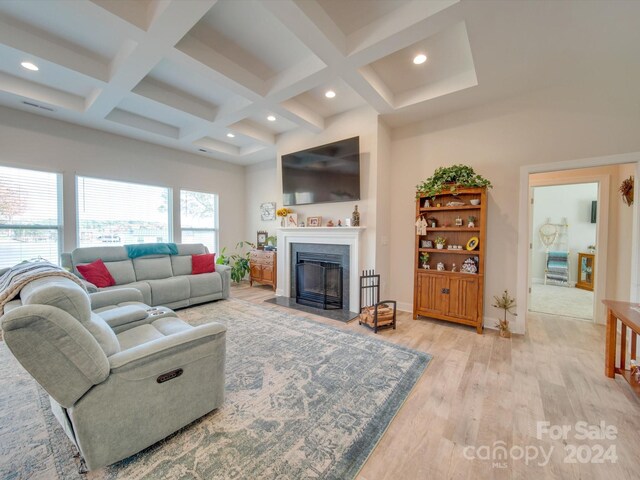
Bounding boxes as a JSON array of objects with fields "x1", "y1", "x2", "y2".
[
  {"x1": 528, "y1": 175, "x2": 608, "y2": 323},
  {"x1": 517, "y1": 152, "x2": 640, "y2": 332}
]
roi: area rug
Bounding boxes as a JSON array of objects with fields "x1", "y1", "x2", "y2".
[
  {"x1": 530, "y1": 283, "x2": 594, "y2": 320},
  {"x1": 0, "y1": 298, "x2": 430, "y2": 479}
]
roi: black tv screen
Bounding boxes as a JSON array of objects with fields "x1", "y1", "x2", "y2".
[{"x1": 282, "y1": 137, "x2": 360, "y2": 206}]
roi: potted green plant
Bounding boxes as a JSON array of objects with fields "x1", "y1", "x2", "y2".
[
  {"x1": 492, "y1": 290, "x2": 516, "y2": 338},
  {"x1": 468, "y1": 215, "x2": 476, "y2": 228},
  {"x1": 420, "y1": 252, "x2": 430, "y2": 269},
  {"x1": 434, "y1": 236, "x2": 446, "y2": 249},
  {"x1": 416, "y1": 165, "x2": 493, "y2": 198},
  {"x1": 216, "y1": 240, "x2": 255, "y2": 283}
]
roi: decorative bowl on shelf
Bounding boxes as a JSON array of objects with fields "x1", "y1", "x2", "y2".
[{"x1": 470, "y1": 199, "x2": 480, "y2": 206}]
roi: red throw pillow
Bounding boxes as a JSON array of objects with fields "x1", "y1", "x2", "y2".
[
  {"x1": 192, "y1": 253, "x2": 216, "y2": 274},
  {"x1": 77, "y1": 259, "x2": 116, "y2": 288}
]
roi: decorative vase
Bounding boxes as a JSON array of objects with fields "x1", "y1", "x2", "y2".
[
  {"x1": 351, "y1": 205, "x2": 360, "y2": 226},
  {"x1": 280, "y1": 218, "x2": 285, "y2": 227},
  {"x1": 436, "y1": 244, "x2": 444, "y2": 250}
]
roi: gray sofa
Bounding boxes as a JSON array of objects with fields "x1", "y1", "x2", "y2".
[
  {"x1": 62, "y1": 243, "x2": 230, "y2": 309},
  {"x1": 1, "y1": 276, "x2": 226, "y2": 470}
]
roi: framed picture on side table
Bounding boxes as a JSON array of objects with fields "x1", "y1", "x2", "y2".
[
  {"x1": 307, "y1": 216, "x2": 322, "y2": 227},
  {"x1": 257, "y1": 230, "x2": 268, "y2": 249}
]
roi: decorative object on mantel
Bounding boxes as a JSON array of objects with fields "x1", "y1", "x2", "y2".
[
  {"x1": 345, "y1": 218, "x2": 351, "y2": 226},
  {"x1": 327, "y1": 219, "x2": 334, "y2": 227},
  {"x1": 256, "y1": 230, "x2": 268, "y2": 249},
  {"x1": 416, "y1": 164, "x2": 493, "y2": 198},
  {"x1": 492, "y1": 289, "x2": 516, "y2": 338},
  {"x1": 337, "y1": 220, "x2": 342, "y2": 227},
  {"x1": 468, "y1": 216, "x2": 476, "y2": 228},
  {"x1": 299, "y1": 221, "x2": 305, "y2": 227},
  {"x1": 434, "y1": 236, "x2": 446, "y2": 249},
  {"x1": 307, "y1": 216, "x2": 322, "y2": 227},
  {"x1": 351, "y1": 204, "x2": 360, "y2": 226},
  {"x1": 620, "y1": 175, "x2": 634, "y2": 206},
  {"x1": 286, "y1": 213, "x2": 298, "y2": 227},
  {"x1": 260, "y1": 202, "x2": 276, "y2": 220},
  {"x1": 276, "y1": 207, "x2": 291, "y2": 227}
]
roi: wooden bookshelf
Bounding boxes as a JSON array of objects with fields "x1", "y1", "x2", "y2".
[{"x1": 413, "y1": 186, "x2": 487, "y2": 334}]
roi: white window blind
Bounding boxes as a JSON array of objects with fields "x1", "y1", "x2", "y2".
[
  {"x1": 77, "y1": 176, "x2": 171, "y2": 247},
  {"x1": 180, "y1": 190, "x2": 217, "y2": 253},
  {"x1": 0, "y1": 165, "x2": 62, "y2": 268}
]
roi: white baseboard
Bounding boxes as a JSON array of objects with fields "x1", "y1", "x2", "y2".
[{"x1": 397, "y1": 301, "x2": 412, "y2": 313}]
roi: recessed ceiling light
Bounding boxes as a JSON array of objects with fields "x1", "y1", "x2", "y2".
[
  {"x1": 325, "y1": 90, "x2": 336, "y2": 99},
  {"x1": 413, "y1": 54, "x2": 427, "y2": 65},
  {"x1": 227, "y1": 133, "x2": 235, "y2": 138},
  {"x1": 21, "y1": 61, "x2": 39, "y2": 71},
  {"x1": 267, "y1": 115, "x2": 276, "y2": 122}
]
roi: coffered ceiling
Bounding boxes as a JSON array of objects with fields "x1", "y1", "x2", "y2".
[{"x1": 0, "y1": 0, "x2": 639, "y2": 165}]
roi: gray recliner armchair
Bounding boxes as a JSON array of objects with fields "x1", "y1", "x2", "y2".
[{"x1": 1, "y1": 276, "x2": 226, "y2": 471}]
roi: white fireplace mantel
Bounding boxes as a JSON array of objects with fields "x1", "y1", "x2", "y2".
[{"x1": 276, "y1": 227, "x2": 365, "y2": 313}]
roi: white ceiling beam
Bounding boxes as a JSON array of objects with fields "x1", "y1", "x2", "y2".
[
  {"x1": 85, "y1": 0, "x2": 217, "y2": 118},
  {"x1": 173, "y1": 35, "x2": 266, "y2": 98},
  {"x1": 105, "y1": 108, "x2": 180, "y2": 139},
  {"x1": 278, "y1": 99, "x2": 324, "y2": 132},
  {"x1": 0, "y1": 18, "x2": 109, "y2": 82},
  {"x1": 228, "y1": 121, "x2": 275, "y2": 147},
  {"x1": 0, "y1": 72, "x2": 85, "y2": 112},
  {"x1": 132, "y1": 78, "x2": 217, "y2": 121}
]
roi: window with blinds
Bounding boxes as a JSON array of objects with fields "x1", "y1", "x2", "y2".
[
  {"x1": 77, "y1": 176, "x2": 171, "y2": 247},
  {"x1": 0, "y1": 166, "x2": 62, "y2": 268},
  {"x1": 180, "y1": 190, "x2": 217, "y2": 253}
]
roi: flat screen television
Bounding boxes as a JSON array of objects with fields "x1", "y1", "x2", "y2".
[{"x1": 282, "y1": 136, "x2": 360, "y2": 206}]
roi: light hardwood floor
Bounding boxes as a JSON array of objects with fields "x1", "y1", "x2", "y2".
[{"x1": 232, "y1": 283, "x2": 640, "y2": 480}]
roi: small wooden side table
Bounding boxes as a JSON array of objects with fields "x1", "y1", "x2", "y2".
[
  {"x1": 603, "y1": 300, "x2": 640, "y2": 396},
  {"x1": 249, "y1": 249, "x2": 277, "y2": 291}
]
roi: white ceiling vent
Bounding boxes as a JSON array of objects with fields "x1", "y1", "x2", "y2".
[{"x1": 22, "y1": 101, "x2": 55, "y2": 112}]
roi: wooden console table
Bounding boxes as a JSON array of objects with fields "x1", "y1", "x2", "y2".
[{"x1": 603, "y1": 300, "x2": 640, "y2": 396}]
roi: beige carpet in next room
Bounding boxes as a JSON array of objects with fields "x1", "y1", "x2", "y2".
[{"x1": 530, "y1": 283, "x2": 594, "y2": 320}]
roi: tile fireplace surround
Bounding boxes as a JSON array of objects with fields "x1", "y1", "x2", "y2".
[{"x1": 276, "y1": 227, "x2": 365, "y2": 314}]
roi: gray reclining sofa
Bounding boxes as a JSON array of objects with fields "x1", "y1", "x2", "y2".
[
  {"x1": 1, "y1": 276, "x2": 226, "y2": 470},
  {"x1": 62, "y1": 243, "x2": 230, "y2": 309}
]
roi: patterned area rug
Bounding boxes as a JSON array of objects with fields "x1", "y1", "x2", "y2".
[{"x1": 0, "y1": 298, "x2": 430, "y2": 479}]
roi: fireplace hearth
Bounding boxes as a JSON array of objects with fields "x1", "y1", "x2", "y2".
[{"x1": 295, "y1": 252, "x2": 343, "y2": 310}]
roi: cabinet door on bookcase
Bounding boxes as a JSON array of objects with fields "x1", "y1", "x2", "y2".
[
  {"x1": 416, "y1": 272, "x2": 447, "y2": 315},
  {"x1": 447, "y1": 276, "x2": 479, "y2": 322}
]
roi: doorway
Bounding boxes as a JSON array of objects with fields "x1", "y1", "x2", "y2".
[{"x1": 529, "y1": 182, "x2": 598, "y2": 321}]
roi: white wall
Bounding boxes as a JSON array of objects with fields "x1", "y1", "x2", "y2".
[
  {"x1": 245, "y1": 158, "x2": 279, "y2": 245},
  {"x1": 0, "y1": 106, "x2": 246, "y2": 254},
  {"x1": 389, "y1": 83, "x2": 640, "y2": 332},
  {"x1": 530, "y1": 183, "x2": 597, "y2": 283}
]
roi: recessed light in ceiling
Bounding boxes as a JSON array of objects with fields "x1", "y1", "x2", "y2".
[
  {"x1": 325, "y1": 90, "x2": 336, "y2": 99},
  {"x1": 267, "y1": 115, "x2": 276, "y2": 122},
  {"x1": 21, "y1": 61, "x2": 39, "y2": 71},
  {"x1": 413, "y1": 54, "x2": 427, "y2": 65},
  {"x1": 227, "y1": 133, "x2": 235, "y2": 138}
]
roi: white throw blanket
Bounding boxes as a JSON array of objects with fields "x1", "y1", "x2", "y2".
[{"x1": 0, "y1": 260, "x2": 87, "y2": 309}]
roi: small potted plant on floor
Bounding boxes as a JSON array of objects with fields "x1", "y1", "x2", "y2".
[
  {"x1": 434, "y1": 236, "x2": 446, "y2": 250},
  {"x1": 493, "y1": 290, "x2": 516, "y2": 338},
  {"x1": 420, "y1": 252, "x2": 430, "y2": 269}
]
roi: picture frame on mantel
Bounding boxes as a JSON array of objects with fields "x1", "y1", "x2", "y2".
[
  {"x1": 307, "y1": 216, "x2": 322, "y2": 227},
  {"x1": 260, "y1": 202, "x2": 276, "y2": 221},
  {"x1": 286, "y1": 213, "x2": 298, "y2": 227}
]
